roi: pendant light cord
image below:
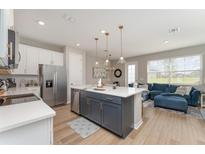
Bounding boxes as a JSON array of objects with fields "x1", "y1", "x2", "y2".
[
  {"x1": 120, "y1": 27, "x2": 123, "y2": 57},
  {"x1": 95, "y1": 38, "x2": 98, "y2": 61},
  {"x1": 105, "y1": 33, "x2": 109, "y2": 59}
]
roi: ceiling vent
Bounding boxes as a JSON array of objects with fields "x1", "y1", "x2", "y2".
[
  {"x1": 63, "y1": 14, "x2": 76, "y2": 23},
  {"x1": 168, "y1": 27, "x2": 180, "y2": 34}
]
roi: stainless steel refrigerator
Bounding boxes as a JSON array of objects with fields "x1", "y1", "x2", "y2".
[{"x1": 39, "y1": 64, "x2": 67, "y2": 107}]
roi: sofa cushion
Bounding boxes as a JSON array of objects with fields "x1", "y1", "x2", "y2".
[
  {"x1": 150, "y1": 90, "x2": 163, "y2": 99},
  {"x1": 150, "y1": 90, "x2": 163, "y2": 95},
  {"x1": 190, "y1": 90, "x2": 200, "y2": 106},
  {"x1": 184, "y1": 86, "x2": 192, "y2": 95},
  {"x1": 154, "y1": 95, "x2": 188, "y2": 113},
  {"x1": 184, "y1": 95, "x2": 191, "y2": 105},
  {"x1": 168, "y1": 85, "x2": 179, "y2": 93},
  {"x1": 175, "y1": 86, "x2": 187, "y2": 96},
  {"x1": 152, "y1": 83, "x2": 169, "y2": 92}
]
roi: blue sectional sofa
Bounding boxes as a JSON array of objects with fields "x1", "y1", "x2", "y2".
[{"x1": 148, "y1": 83, "x2": 200, "y2": 106}]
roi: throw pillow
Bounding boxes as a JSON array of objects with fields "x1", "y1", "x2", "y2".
[
  {"x1": 175, "y1": 86, "x2": 186, "y2": 96},
  {"x1": 138, "y1": 84, "x2": 148, "y2": 90},
  {"x1": 184, "y1": 86, "x2": 192, "y2": 95}
]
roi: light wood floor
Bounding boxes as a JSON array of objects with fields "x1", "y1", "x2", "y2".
[{"x1": 53, "y1": 104, "x2": 205, "y2": 145}]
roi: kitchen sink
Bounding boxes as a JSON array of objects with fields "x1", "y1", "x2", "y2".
[{"x1": 0, "y1": 93, "x2": 40, "y2": 106}]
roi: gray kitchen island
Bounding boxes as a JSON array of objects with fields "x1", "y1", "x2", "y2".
[{"x1": 71, "y1": 86, "x2": 145, "y2": 138}]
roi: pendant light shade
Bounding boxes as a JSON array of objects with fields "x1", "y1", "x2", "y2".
[
  {"x1": 104, "y1": 32, "x2": 111, "y2": 69},
  {"x1": 94, "y1": 37, "x2": 99, "y2": 66},
  {"x1": 117, "y1": 25, "x2": 126, "y2": 65}
]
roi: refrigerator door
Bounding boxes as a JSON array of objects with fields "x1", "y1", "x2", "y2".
[
  {"x1": 55, "y1": 66, "x2": 67, "y2": 105},
  {"x1": 39, "y1": 64, "x2": 56, "y2": 107}
]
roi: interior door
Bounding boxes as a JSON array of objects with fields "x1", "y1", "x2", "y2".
[{"x1": 68, "y1": 51, "x2": 83, "y2": 101}]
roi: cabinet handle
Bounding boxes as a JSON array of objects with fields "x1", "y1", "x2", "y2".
[
  {"x1": 18, "y1": 51, "x2": 21, "y2": 63},
  {"x1": 8, "y1": 42, "x2": 13, "y2": 60}
]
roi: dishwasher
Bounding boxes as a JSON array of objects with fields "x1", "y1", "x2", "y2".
[{"x1": 71, "y1": 88, "x2": 80, "y2": 114}]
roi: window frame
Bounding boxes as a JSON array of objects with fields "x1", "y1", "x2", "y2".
[
  {"x1": 147, "y1": 54, "x2": 202, "y2": 85},
  {"x1": 125, "y1": 61, "x2": 138, "y2": 86},
  {"x1": 128, "y1": 64, "x2": 136, "y2": 84}
]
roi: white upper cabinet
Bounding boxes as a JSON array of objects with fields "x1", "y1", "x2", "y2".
[
  {"x1": 12, "y1": 44, "x2": 27, "y2": 74},
  {"x1": 0, "y1": 10, "x2": 9, "y2": 58},
  {"x1": 52, "y1": 51, "x2": 64, "y2": 66},
  {"x1": 39, "y1": 48, "x2": 64, "y2": 66},
  {"x1": 26, "y1": 45, "x2": 39, "y2": 75},
  {"x1": 39, "y1": 48, "x2": 53, "y2": 65},
  {"x1": 12, "y1": 44, "x2": 64, "y2": 75}
]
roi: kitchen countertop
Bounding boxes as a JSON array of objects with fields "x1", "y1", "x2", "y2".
[
  {"x1": 0, "y1": 86, "x2": 40, "y2": 97},
  {"x1": 85, "y1": 86, "x2": 145, "y2": 98},
  {"x1": 70, "y1": 85, "x2": 93, "y2": 90},
  {"x1": 0, "y1": 100, "x2": 56, "y2": 133}
]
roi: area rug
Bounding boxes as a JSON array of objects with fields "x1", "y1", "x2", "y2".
[
  {"x1": 67, "y1": 117, "x2": 100, "y2": 138},
  {"x1": 143, "y1": 100, "x2": 205, "y2": 120}
]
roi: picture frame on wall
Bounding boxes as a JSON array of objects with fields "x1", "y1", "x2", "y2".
[{"x1": 92, "y1": 67, "x2": 108, "y2": 79}]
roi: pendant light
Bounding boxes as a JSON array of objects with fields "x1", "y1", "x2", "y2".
[
  {"x1": 94, "y1": 37, "x2": 99, "y2": 66},
  {"x1": 117, "y1": 25, "x2": 126, "y2": 64},
  {"x1": 104, "y1": 32, "x2": 111, "y2": 68}
]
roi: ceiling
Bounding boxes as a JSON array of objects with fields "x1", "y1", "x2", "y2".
[{"x1": 14, "y1": 9, "x2": 205, "y2": 59}]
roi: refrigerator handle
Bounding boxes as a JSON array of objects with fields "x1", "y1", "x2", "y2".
[
  {"x1": 55, "y1": 72, "x2": 58, "y2": 95},
  {"x1": 53, "y1": 73, "x2": 56, "y2": 96}
]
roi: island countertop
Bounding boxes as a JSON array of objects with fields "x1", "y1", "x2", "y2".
[
  {"x1": 85, "y1": 86, "x2": 146, "y2": 98},
  {"x1": 0, "y1": 100, "x2": 56, "y2": 133}
]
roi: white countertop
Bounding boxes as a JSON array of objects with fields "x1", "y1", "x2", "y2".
[
  {"x1": 85, "y1": 86, "x2": 145, "y2": 98},
  {"x1": 0, "y1": 86, "x2": 40, "y2": 97},
  {"x1": 0, "y1": 100, "x2": 56, "y2": 133},
  {"x1": 70, "y1": 85, "x2": 92, "y2": 90}
]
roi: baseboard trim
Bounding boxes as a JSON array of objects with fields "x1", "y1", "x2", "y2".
[{"x1": 134, "y1": 119, "x2": 143, "y2": 130}]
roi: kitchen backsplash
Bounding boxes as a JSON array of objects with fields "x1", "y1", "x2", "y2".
[{"x1": 0, "y1": 75, "x2": 39, "y2": 88}]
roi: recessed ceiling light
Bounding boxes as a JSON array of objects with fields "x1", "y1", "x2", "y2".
[
  {"x1": 37, "y1": 20, "x2": 45, "y2": 26},
  {"x1": 163, "y1": 40, "x2": 169, "y2": 44},
  {"x1": 76, "y1": 43, "x2": 80, "y2": 47},
  {"x1": 100, "y1": 30, "x2": 106, "y2": 34}
]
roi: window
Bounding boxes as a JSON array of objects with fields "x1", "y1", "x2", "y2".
[
  {"x1": 147, "y1": 59, "x2": 170, "y2": 84},
  {"x1": 147, "y1": 55, "x2": 201, "y2": 85},
  {"x1": 128, "y1": 64, "x2": 135, "y2": 84}
]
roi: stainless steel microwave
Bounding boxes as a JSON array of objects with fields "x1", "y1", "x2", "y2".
[{"x1": 0, "y1": 29, "x2": 20, "y2": 69}]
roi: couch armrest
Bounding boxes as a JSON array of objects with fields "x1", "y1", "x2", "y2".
[
  {"x1": 148, "y1": 83, "x2": 152, "y2": 91},
  {"x1": 191, "y1": 90, "x2": 201, "y2": 105}
]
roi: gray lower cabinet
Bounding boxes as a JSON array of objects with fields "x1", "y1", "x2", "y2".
[
  {"x1": 101, "y1": 102, "x2": 122, "y2": 135},
  {"x1": 86, "y1": 97, "x2": 101, "y2": 123},
  {"x1": 80, "y1": 91, "x2": 134, "y2": 138}
]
